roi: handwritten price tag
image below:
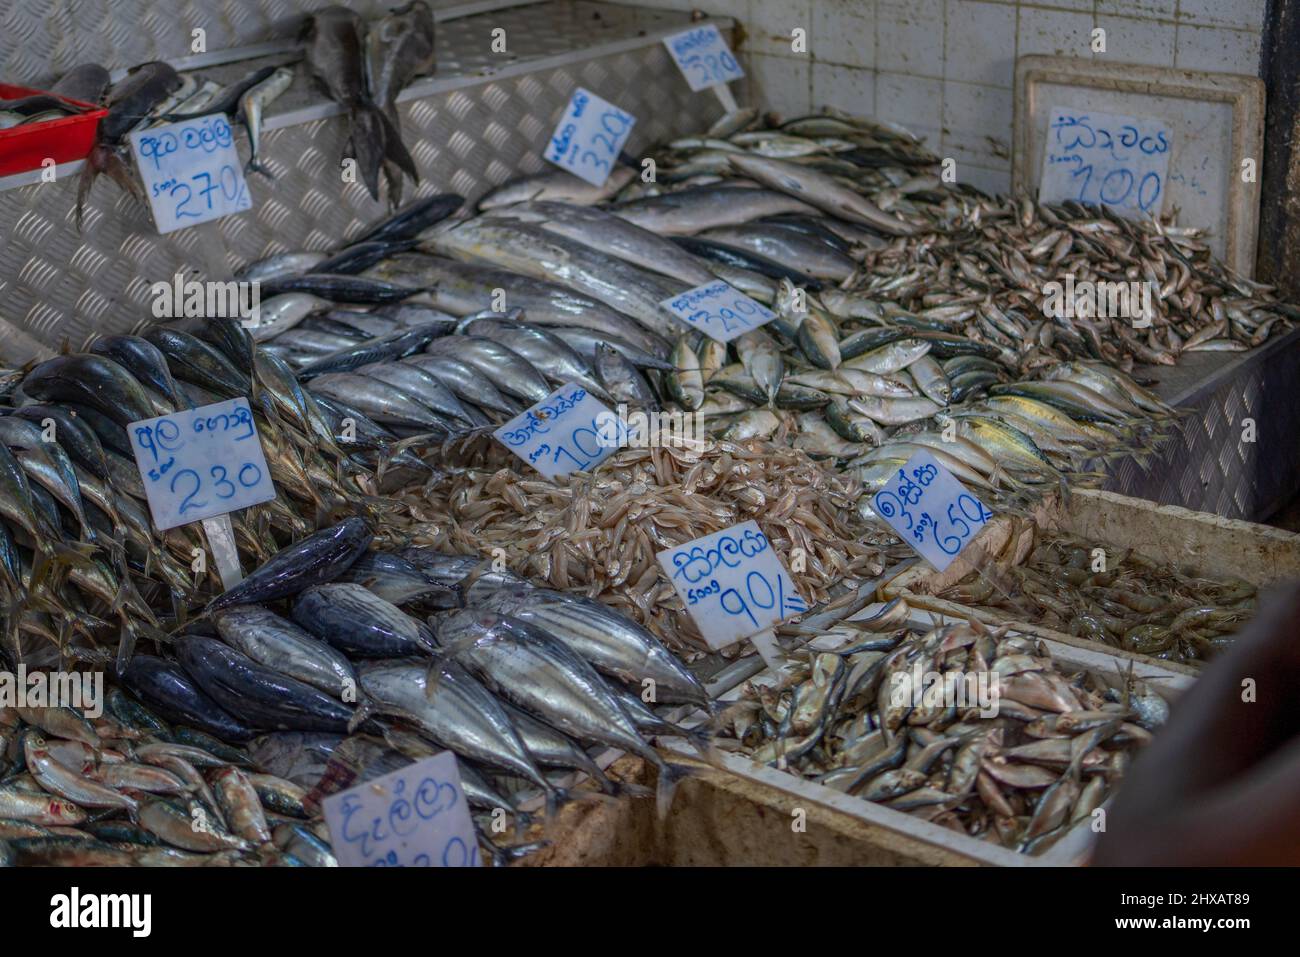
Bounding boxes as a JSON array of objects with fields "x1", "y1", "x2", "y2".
[
  {"x1": 871, "y1": 450, "x2": 993, "y2": 572},
  {"x1": 543, "y1": 87, "x2": 636, "y2": 188},
  {"x1": 127, "y1": 397, "x2": 276, "y2": 531},
  {"x1": 322, "y1": 752, "x2": 479, "y2": 868},
  {"x1": 1038, "y1": 107, "x2": 1171, "y2": 218},
  {"x1": 128, "y1": 114, "x2": 252, "y2": 234},
  {"x1": 493, "y1": 382, "x2": 630, "y2": 480},
  {"x1": 657, "y1": 520, "x2": 807, "y2": 650},
  {"x1": 660, "y1": 280, "x2": 777, "y2": 344},
  {"x1": 664, "y1": 24, "x2": 745, "y2": 92}
]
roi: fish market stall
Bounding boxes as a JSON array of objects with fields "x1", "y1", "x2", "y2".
[{"x1": 1, "y1": 0, "x2": 1299, "y2": 876}]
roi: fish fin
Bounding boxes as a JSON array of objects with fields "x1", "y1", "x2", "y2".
[
  {"x1": 115, "y1": 623, "x2": 138, "y2": 674},
  {"x1": 346, "y1": 697, "x2": 375, "y2": 735}
]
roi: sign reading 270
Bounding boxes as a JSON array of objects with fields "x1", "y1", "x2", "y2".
[
  {"x1": 657, "y1": 520, "x2": 807, "y2": 649},
  {"x1": 129, "y1": 114, "x2": 253, "y2": 234}
]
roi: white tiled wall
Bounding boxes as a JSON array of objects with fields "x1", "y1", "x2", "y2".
[{"x1": 605, "y1": 0, "x2": 1269, "y2": 197}]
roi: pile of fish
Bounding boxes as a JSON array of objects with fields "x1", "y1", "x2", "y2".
[
  {"x1": 403, "y1": 439, "x2": 895, "y2": 657},
  {"x1": 65, "y1": 1, "x2": 435, "y2": 227},
  {"x1": 1, "y1": 701, "x2": 329, "y2": 866},
  {"x1": 713, "y1": 617, "x2": 1169, "y2": 855},
  {"x1": 0, "y1": 315, "x2": 438, "y2": 669},
  {"x1": 232, "y1": 112, "x2": 1230, "y2": 512},
  {"x1": 108, "y1": 520, "x2": 715, "y2": 850},
  {"x1": 936, "y1": 531, "x2": 1257, "y2": 666}
]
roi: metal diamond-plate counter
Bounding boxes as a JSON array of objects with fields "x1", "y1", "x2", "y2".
[
  {"x1": 1, "y1": 0, "x2": 544, "y2": 84},
  {"x1": 0, "y1": 3, "x2": 729, "y2": 362},
  {"x1": 1100, "y1": 327, "x2": 1300, "y2": 522}
]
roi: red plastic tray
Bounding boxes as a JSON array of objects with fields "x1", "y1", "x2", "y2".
[{"x1": 0, "y1": 82, "x2": 108, "y2": 177}]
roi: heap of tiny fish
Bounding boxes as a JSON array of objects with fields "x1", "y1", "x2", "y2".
[
  {"x1": 0, "y1": 699, "x2": 329, "y2": 866},
  {"x1": 936, "y1": 532, "x2": 1258, "y2": 666},
  {"x1": 402, "y1": 439, "x2": 896, "y2": 657},
  {"x1": 713, "y1": 616, "x2": 1170, "y2": 855}
]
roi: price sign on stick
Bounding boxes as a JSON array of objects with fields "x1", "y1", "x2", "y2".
[
  {"x1": 494, "y1": 382, "x2": 631, "y2": 480},
  {"x1": 323, "y1": 752, "x2": 480, "y2": 867},
  {"x1": 663, "y1": 24, "x2": 745, "y2": 92},
  {"x1": 543, "y1": 87, "x2": 636, "y2": 187},
  {"x1": 128, "y1": 397, "x2": 275, "y2": 590},
  {"x1": 128, "y1": 398, "x2": 276, "y2": 531},
  {"x1": 660, "y1": 280, "x2": 777, "y2": 344},
  {"x1": 871, "y1": 450, "x2": 993, "y2": 572},
  {"x1": 657, "y1": 520, "x2": 807, "y2": 651},
  {"x1": 128, "y1": 114, "x2": 253, "y2": 234}
]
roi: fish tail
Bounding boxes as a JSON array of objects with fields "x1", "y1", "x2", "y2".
[
  {"x1": 654, "y1": 760, "x2": 695, "y2": 821},
  {"x1": 543, "y1": 784, "x2": 567, "y2": 819},
  {"x1": 75, "y1": 146, "x2": 106, "y2": 231},
  {"x1": 348, "y1": 109, "x2": 387, "y2": 201},
  {"x1": 102, "y1": 149, "x2": 144, "y2": 203},
  {"x1": 609, "y1": 779, "x2": 654, "y2": 800},
  {"x1": 377, "y1": 108, "x2": 418, "y2": 182}
]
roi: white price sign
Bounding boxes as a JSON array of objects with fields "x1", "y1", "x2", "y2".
[
  {"x1": 657, "y1": 520, "x2": 808, "y2": 650},
  {"x1": 659, "y1": 280, "x2": 777, "y2": 344},
  {"x1": 543, "y1": 87, "x2": 636, "y2": 187},
  {"x1": 493, "y1": 382, "x2": 630, "y2": 480},
  {"x1": 127, "y1": 397, "x2": 276, "y2": 531},
  {"x1": 870, "y1": 450, "x2": 994, "y2": 572},
  {"x1": 128, "y1": 114, "x2": 253, "y2": 234},
  {"x1": 322, "y1": 752, "x2": 480, "y2": 867},
  {"x1": 663, "y1": 24, "x2": 745, "y2": 92},
  {"x1": 1038, "y1": 107, "x2": 1171, "y2": 218}
]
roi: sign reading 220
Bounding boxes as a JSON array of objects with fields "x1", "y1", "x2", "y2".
[{"x1": 127, "y1": 397, "x2": 276, "y2": 531}]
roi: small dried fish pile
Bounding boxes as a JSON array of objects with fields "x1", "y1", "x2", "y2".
[
  {"x1": 846, "y1": 191, "x2": 1296, "y2": 371},
  {"x1": 937, "y1": 532, "x2": 1257, "y2": 666},
  {"x1": 714, "y1": 618, "x2": 1170, "y2": 855},
  {"x1": 0, "y1": 701, "x2": 326, "y2": 866},
  {"x1": 101, "y1": 520, "x2": 713, "y2": 863},
  {"x1": 403, "y1": 440, "x2": 892, "y2": 657}
]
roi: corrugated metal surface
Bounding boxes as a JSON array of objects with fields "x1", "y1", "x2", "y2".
[
  {"x1": 1101, "y1": 327, "x2": 1300, "y2": 522},
  {"x1": 0, "y1": 0, "x2": 548, "y2": 83},
  {"x1": 0, "y1": 2, "x2": 726, "y2": 363}
]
